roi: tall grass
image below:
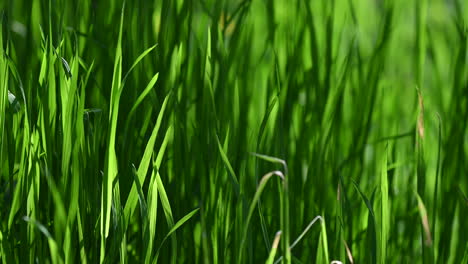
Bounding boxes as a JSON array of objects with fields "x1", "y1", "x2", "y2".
[{"x1": 1, "y1": 0, "x2": 468, "y2": 263}]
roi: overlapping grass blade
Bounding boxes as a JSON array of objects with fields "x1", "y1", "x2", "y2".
[
  {"x1": 123, "y1": 94, "x2": 171, "y2": 228},
  {"x1": 102, "y1": 3, "x2": 125, "y2": 256},
  {"x1": 238, "y1": 170, "x2": 284, "y2": 264},
  {"x1": 380, "y1": 146, "x2": 389, "y2": 263},
  {"x1": 352, "y1": 181, "x2": 377, "y2": 264}
]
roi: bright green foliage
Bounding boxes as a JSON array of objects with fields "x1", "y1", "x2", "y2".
[{"x1": 1, "y1": 0, "x2": 468, "y2": 263}]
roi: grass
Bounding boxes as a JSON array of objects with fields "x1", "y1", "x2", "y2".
[{"x1": 1, "y1": 0, "x2": 468, "y2": 263}]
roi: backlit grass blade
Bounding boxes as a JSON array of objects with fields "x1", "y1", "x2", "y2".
[
  {"x1": 154, "y1": 208, "x2": 200, "y2": 262},
  {"x1": 381, "y1": 147, "x2": 389, "y2": 263},
  {"x1": 0, "y1": 30, "x2": 8, "y2": 177},
  {"x1": 432, "y1": 114, "x2": 442, "y2": 236},
  {"x1": 266, "y1": 231, "x2": 282, "y2": 264},
  {"x1": 144, "y1": 169, "x2": 158, "y2": 264},
  {"x1": 42, "y1": 159, "x2": 68, "y2": 248},
  {"x1": 273, "y1": 216, "x2": 324, "y2": 264},
  {"x1": 102, "y1": 3, "x2": 125, "y2": 252},
  {"x1": 123, "y1": 94, "x2": 170, "y2": 228},
  {"x1": 131, "y1": 164, "x2": 148, "y2": 220},
  {"x1": 76, "y1": 209, "x2": 88, "y2": 264},
  {"x1": 123, "y1": 72, "x2": 160, "y2": 144},
  {"x1": 352, "y1": 181, "x2": 377, "y2": 264},
  {"x1": 318, "y1": 214, "x2": 330, "y2": 264},
  {"x1": 216, "y1": 134, "x2": 240, "y2": 197},
  {"x1": 290, "y1": 215, "x2": 323, "y2": 250},
  {"x1": 462, "y1": 243, "x2": 468, "y2": 264},
  {"x1": 250, "y1": 152, "x2": 288, "y2": 176},
  {"x1": 254, "y1": 95, "x2": 279, "y2": 250},
  {"x1": 238, "y1": 170, "x2": 284, "y2": 264},
  {"x1": 122, "y1": 44, "x2": 158, "y2": 83},
  {"x1": 154, "y1": 136, "x2": 176, "y2": 263},
  {"x1": 23, "y1": 217, "x2": 62, "y2": 264},
  {"x1": 113, "y1": 182, "x2": 126, "y2": 264}
]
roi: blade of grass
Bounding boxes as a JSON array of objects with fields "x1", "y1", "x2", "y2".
[
  {"x1": 216, "y1": 134, "x2": 240, "y2": 197},
  {"x1": 352, "y1": 181, "x2": 377, "y2": 264},
  {"x1": 153, "y1": 126, "x2": 176, "y2": 264},
  {"x1": 101, "y1": 4, "x2": 125, "y2": 259},
  {"x1": 238, "y1": 170, "x2": 284, "y2": 264},
  {"x1": 381, "y1": 146, "x2": 389, "y2": 263},
  {"x1": 273, "y1": 215, "x2": 324, "y2": 264},
  {"x1": 23, "y1": 216, "x2": 62, "y2": 264},
  {"x1": 122, "y1": 44, "x2": 158, "y2": 83},
  {"x1": 123, "y1": 93, "x2": 170, "y2": 229},
  {"x1": 154, "y1": 208, "x2": 200, "y2": 262},
  {"x1": 144, "y1": 168, "x2": 158, "y2": 264},
  {"x1": 266, "y1": 231, "x2": 282, "y2": 264}
]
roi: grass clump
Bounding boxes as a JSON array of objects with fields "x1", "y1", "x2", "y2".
[{"x1": 1, "y1": 0, "x2": 468, "y2": 263}]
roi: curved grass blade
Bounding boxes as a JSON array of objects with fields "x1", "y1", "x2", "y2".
[
  {"x1": 23, "y1": 216, "x2": 62, "y2": 264},
  {"x1": 123, "y1": 72, "x2": 160, "y2": 145},
  {"x1": 154, "y1": 208, "x2": 200, "y2": 262},
  {"x1": 123, "y1": 122, "x2": 172, "y2": 230},
  {"x1": 60, "y1": 57, "x2": 72, "y2": 78},
  {"x1": 238, "y1": 170, "x2": 284, "y2": 264},
  {"x1": 122, "y1": 44, "x2": 158, "y2": 84},
  {"x1": 290, "y1": 215, "x2": 323, "y2": 250},
  {"x1": 274, "y1": 215, "x2": 324, "y2": 264},
  {"x1": 250, "y1": 152, "x2": 288, "y2": 176},
  {"x1": 432, "y1": 114, "x2": 442, "y2": 234},
  {"x1": 7, "y1": 90, "x2": 20, "y2": 113}
]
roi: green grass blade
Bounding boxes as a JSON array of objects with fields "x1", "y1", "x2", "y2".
[
  {"x1": 124, "y1": 72, "x2": 160, "y2": 142},
  {"x1": 216, "y1": 134, "x2": 240, "y2": 197},
  {"x1": 23, "y1": 217, "x2": 63, "y2": 264},
  {"x1": 131, "y1": 164, "x2": 148, "y2": 219},
  {"x1": 238, "y1": 170, "x2": 284, "y2": 264},
  {"x1": 381, "y1": 147, "x2": 389, "y2": 263},
  {"x1": 352, "y1": 181, "x2": 377, "y2": 264},
  {"x1": 123, "y1": 93, "x2": 170, "y2": 228},
  {"x1": 144, "y1": 169, "x2": 158, "y2": 264},
  {"x1": 122, "y1": 44, "x2": 158, "y2": 83},
  {"x1": 101, "y1": 3, "x2": 125, "y2": 253},
  {"x1": 250, "y1": 152, "x2": 288, "y2": 175},
  {"x1": 319, "y1": 214, "x2": 329, "y2": 264},
  {"x1": 415, "y1": 192, "x2": 434, "y2": 262},
  {"x1": 265, "y1": 231, "x2": 282, "y2": 264},
  {"x1": 154, "y1": 208, "x2": 200, "y2": 262}
]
